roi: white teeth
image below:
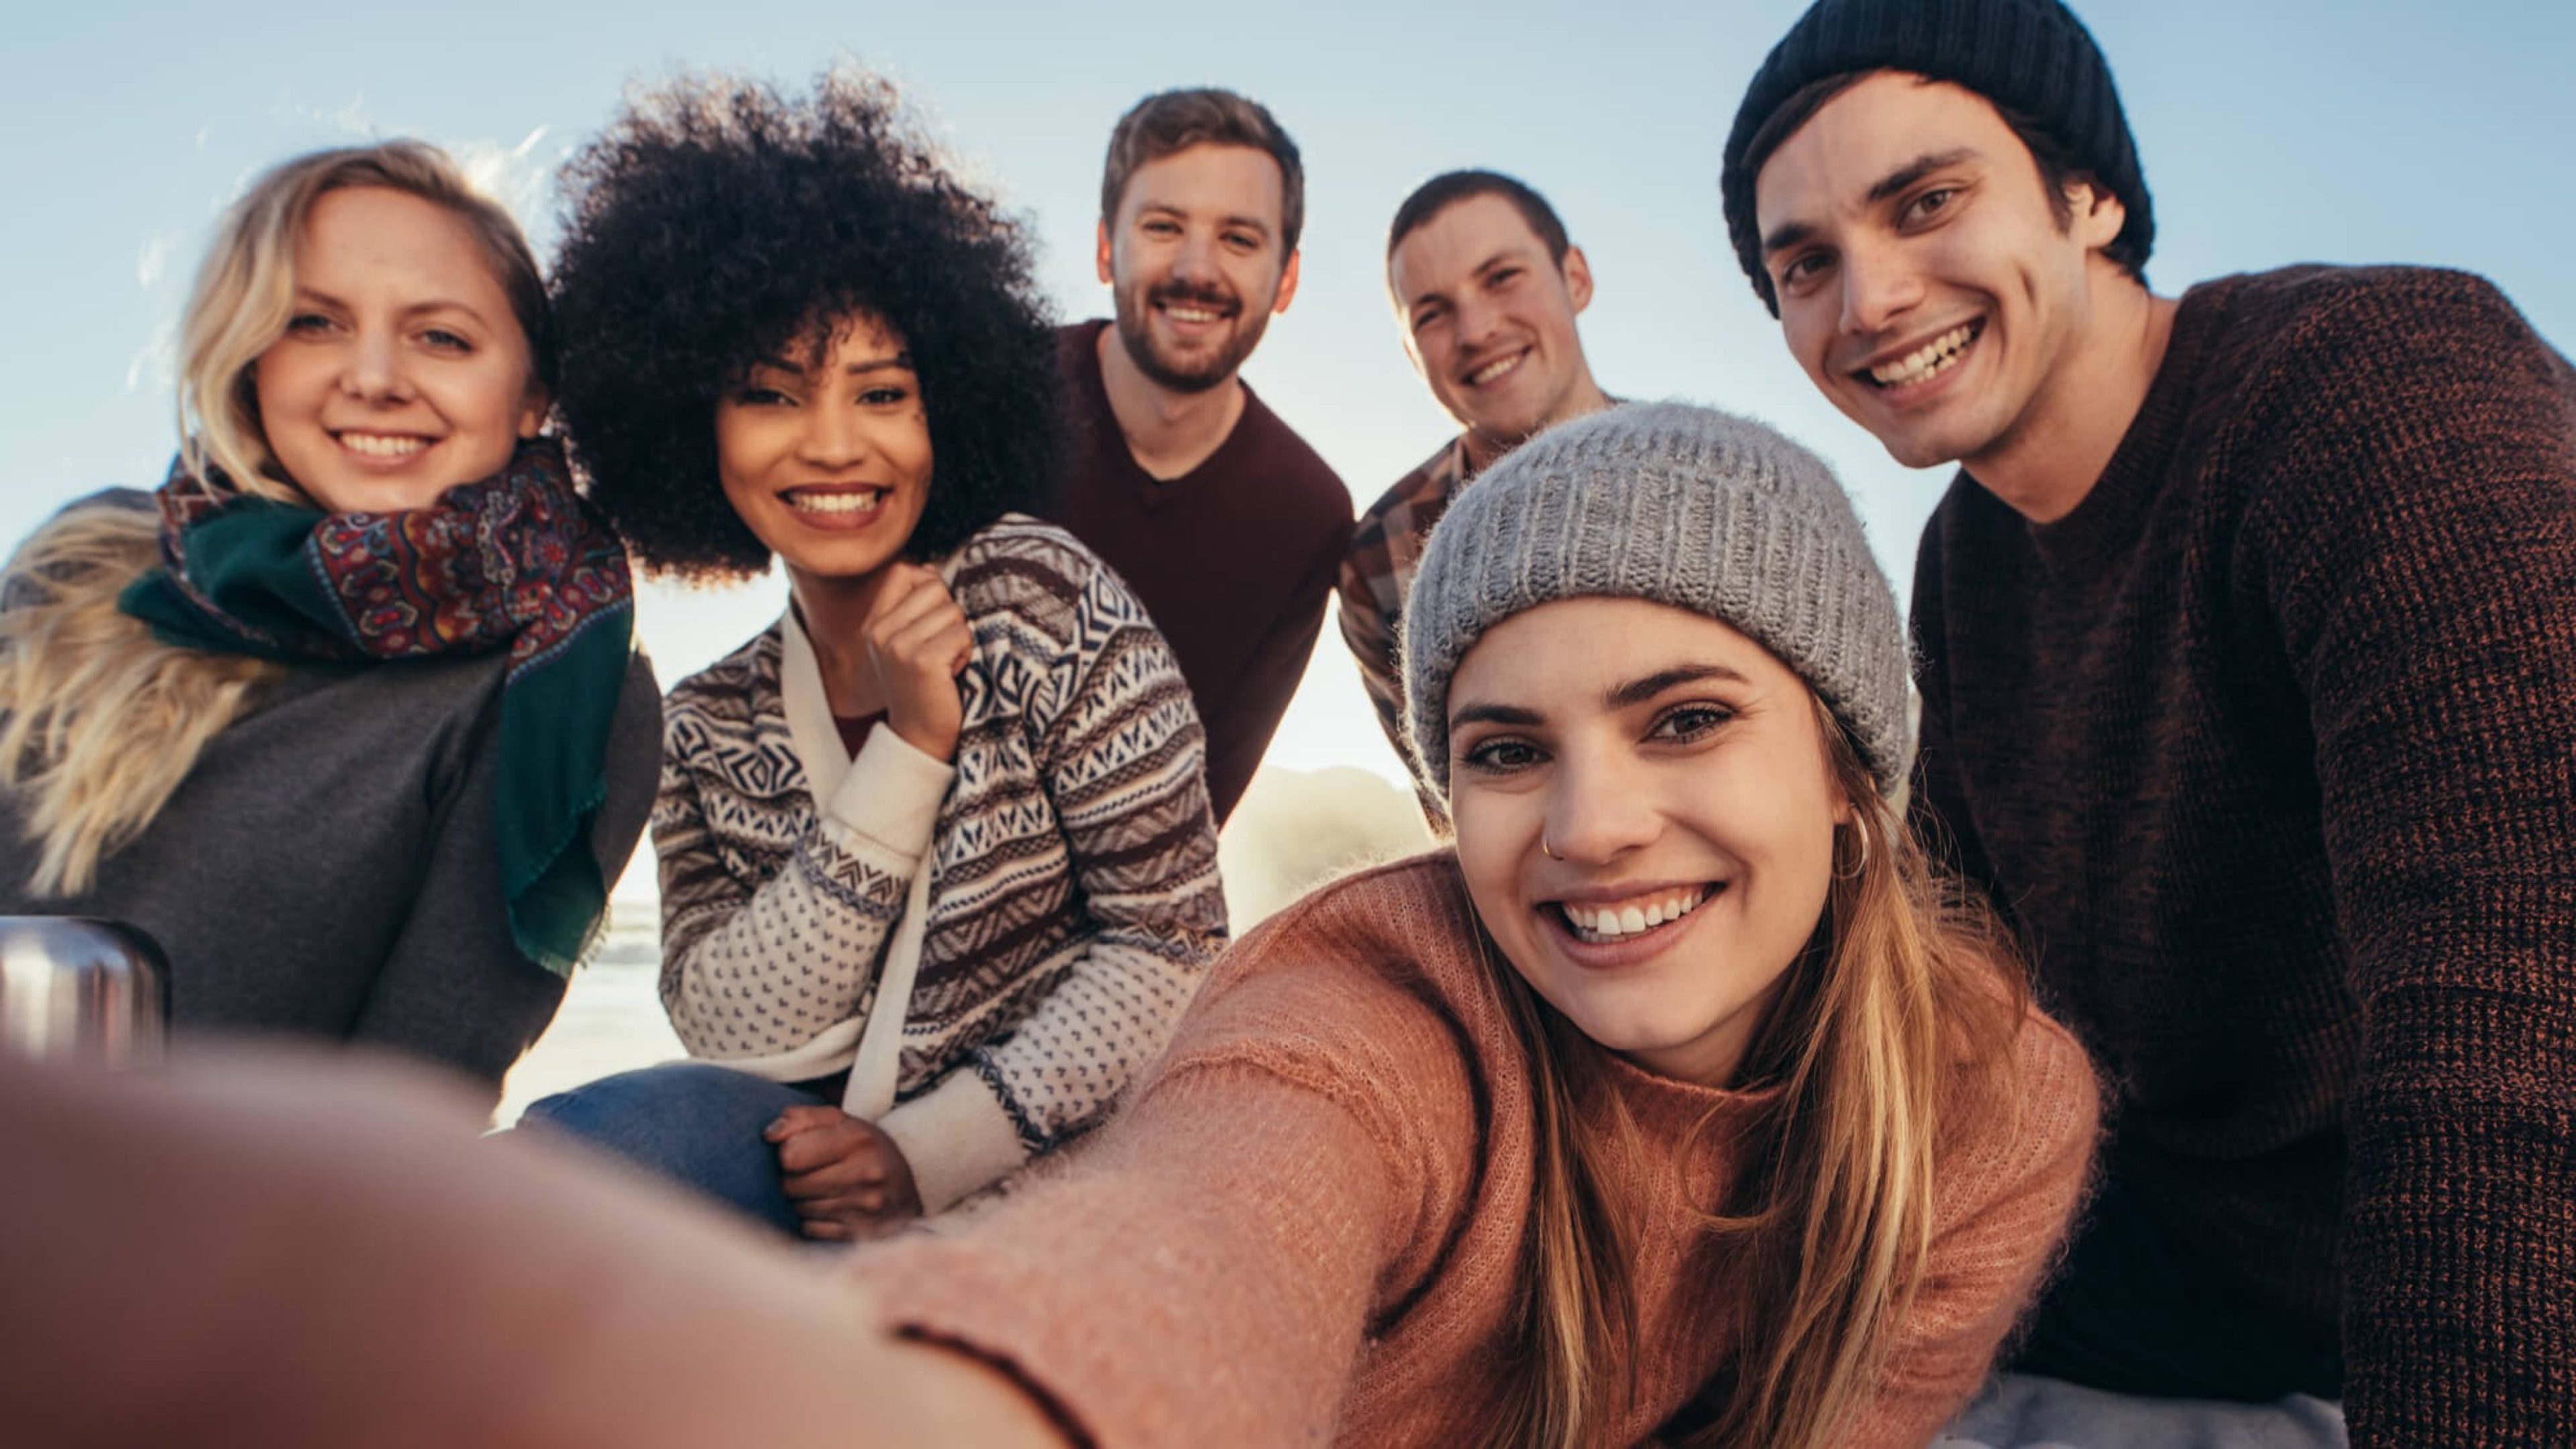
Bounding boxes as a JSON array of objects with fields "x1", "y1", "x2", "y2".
[
  {"x1": 1868, "y1": 323, "x2": 1978, "y2": 388},
  {"x1": 1165, "y1": 306, "x2": 1221, "y2": 323},
  {"x1": 1468, "y1": 352, "x2": 1524, "y2": 386},
  {"x1": 1562, "y1": 887, "x2": 1713, "y2": 942},
  {"x1": 785, "y1": 490, "x2": 885, "y2": 517},
  {"x1": 339, "y1": 433, "x2": 428, "y2": 458}
]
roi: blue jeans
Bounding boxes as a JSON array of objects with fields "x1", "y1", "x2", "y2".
[{"x1": 520, "y1": 1062, "x2": 830, "y2": 1237}]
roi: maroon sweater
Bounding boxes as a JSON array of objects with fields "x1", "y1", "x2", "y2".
[
  {"x1": 1043, "y1": 321, "x2": 1352, "y2": 825},
  {"x1": 1912, "y1": 266, "x2": 2576, "y2": 1446}
]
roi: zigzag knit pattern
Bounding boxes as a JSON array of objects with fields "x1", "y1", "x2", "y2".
[{"x1": 653, "y1": 517, "x2": 1229, "y2": 1149}]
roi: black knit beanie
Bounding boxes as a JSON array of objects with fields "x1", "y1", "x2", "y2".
[{"x1": 1720, "y1": 0, "x2": 2152, "y2": 316}]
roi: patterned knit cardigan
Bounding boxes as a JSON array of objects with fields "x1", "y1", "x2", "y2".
[{"x1": 652, "y1": 516, "x2": 1228, "y2": 1212}]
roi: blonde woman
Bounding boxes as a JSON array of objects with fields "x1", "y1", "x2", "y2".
[
  {"x1": 0, "y1": 142, "x2": 659, "y2": 1093},
  {"x1": 0, "y1": 403, "x2": 2095, "y2": 1449}
]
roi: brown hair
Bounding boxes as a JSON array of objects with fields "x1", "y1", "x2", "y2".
[
  {"x1": 1387, "y1": 168, "x2": 1572, "y2": 266},
  {"x1": 1477, "y1": 698, "x2": 2030, "y2": 1448},
  {"x1": 1099, "y1": 87, "x2": 1305, "y2": 256}
]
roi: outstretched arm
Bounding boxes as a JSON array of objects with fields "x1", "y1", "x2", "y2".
[
  {"x1": 0, "y1": 1049, "x2": 1061, "y2": 1449},
  {"x1": 852, "y1": 916, "x2": 1477, "y2": 1449}
]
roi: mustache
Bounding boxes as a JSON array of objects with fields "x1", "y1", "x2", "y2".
[{"x1": 1147, "y1": 278, "x2": 1241, "y2": 313}]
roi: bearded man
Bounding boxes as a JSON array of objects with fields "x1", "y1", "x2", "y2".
[{"x1": 1044, "y1": 87, "x2": 1352, "y2": 826}]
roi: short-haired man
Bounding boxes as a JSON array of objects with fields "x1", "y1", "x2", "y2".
[
  {"x1": 1338, "y1": 170, "x2": 1613, "y2": 776},
  {"x1": 1045, "y1": 87, "x2": 1352, "y2": 826},
  {"x1": 1725, "y1": 1, "x2": 2575, "y2": 1443}
]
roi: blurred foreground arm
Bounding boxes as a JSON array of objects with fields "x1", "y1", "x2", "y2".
[{"x1": 0, "y1": 1050, "x2": 1062, "y2": 1448}]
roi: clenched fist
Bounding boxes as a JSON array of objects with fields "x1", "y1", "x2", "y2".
[{"x1": 863, "y1": 562, "x2": 972, "y2": 761}]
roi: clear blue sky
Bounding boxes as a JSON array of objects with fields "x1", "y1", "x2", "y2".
[{"x1": 7, "y1": 0, "x2": 2573, "y2": 790}]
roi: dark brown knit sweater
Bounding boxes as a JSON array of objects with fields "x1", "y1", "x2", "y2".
[
  {"x1": 1042, "y1": 321, "x2": 1352, "y2": 826},
  {"x1": 1911, "y1": 264, "x2": 2576, "y2": 1446}
]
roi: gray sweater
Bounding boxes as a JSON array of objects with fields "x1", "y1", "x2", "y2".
[{"x1": 0, "y1": 537, "x2": 659, "y2": 1095}]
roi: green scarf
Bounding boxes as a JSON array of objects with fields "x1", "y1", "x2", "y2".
[{"x1": 119, "y1": 438, "x2": 637, "y2": 975}]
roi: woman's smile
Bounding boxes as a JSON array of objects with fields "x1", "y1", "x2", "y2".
[{"x1": 1546, "y1": 880, "x2": 1723, "y2": 954}]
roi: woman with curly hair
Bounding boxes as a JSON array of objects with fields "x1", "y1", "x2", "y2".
[
  {"x1": 0, "y1": 141, "x2": 659, "y2": 1095},
  {"x1": 521, "y1": 72, "x2": 1228, "y2": 1239}
]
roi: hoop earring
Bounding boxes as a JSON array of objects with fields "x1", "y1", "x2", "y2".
[
  {"x1": 1833, "y1": 820, "x2": 1870, "y2": 881},
  {"x1": 1541, "y1": 833, "x2": 1564, "y2": 862}
]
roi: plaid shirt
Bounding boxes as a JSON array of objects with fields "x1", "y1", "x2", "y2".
[{"x1": 1336, "y1": 435, "x2": 1474, "y2": 792}]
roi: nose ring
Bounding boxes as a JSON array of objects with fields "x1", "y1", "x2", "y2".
[{"x1": 1541, "y1": 833, "x2": 1564, "y2": 862}]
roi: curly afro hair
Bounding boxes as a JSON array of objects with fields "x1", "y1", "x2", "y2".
[{"x1": 550, "y1": 70, "x2": 1060, "y2": 580}]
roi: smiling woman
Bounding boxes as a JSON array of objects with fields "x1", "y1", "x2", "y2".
[
  {"x1": 807, "y1": 402, "x2": 2102, "y2": 1448},
  {"x1": 0, "y1": 141, "x2": 661, "y2": 1096},
  {"x1": 521, "y1": 70, "x2": 1228, "y2": 1242},
  {"x1": 1443, "y1": 597, "x2": 1850, "y2": 1088},
  {"x1": 250, "y1": 186, "x2": 550, "y2": 514}
]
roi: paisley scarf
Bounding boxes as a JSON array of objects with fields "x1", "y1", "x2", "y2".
[{"x1": 118, "y1": 437, "x2": 636, "y2": 975}]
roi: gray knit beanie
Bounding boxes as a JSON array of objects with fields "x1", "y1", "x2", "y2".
[{"x1": 1403, "y1": 401, "x2": 1908, "y2": 801}]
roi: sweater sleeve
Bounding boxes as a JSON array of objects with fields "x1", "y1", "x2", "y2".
[
  {"x1": 352, "y1": 653, "x2": 661, "y2": 1093},
  {"x1": 653, "y1": 692, "x2": 955, "y2": 1067},
  {"x1": 879, "y1": 561, "x2": 1229, "y2": 1210},
  {"x1": 2240, "y1": 273, "x2": 2576, "y2": 1446},
  {"x1": 1849, "y1": 1010, "x2": 2101, "y2": 1448},
  {"x1": 851, "y1": 919, "x2": 1476, "y2": 1448}
]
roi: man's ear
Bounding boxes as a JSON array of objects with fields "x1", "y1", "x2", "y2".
[
  {"x1": 1562, "y1": 244, "x2": 1595, "y2": 313},
  {"x1": 1272, "y1": 249, "x2": 1301, "y2": 315},
  {"x1": 1095, "y1": 220, "x2": 1114, "y2": 286},
  {"x1": 2071, "y1": 179, "x2": 2125, "y2": 251}
]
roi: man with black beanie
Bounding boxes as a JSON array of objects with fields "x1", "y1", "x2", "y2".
[{"x1": 1722, "y1": 1, "x2": 2576, "y2": 1444}]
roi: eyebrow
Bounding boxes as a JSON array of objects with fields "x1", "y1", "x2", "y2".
[
  {"x1": 1865, "y1": 147, "x2": 1980, "y2": 205},
  {"x1": 1447, "y1": 661, "x2": 1752, "y2": 733},
  {"x1": 1607, "y1": 663, "x2": 1750, "y2": 709},
  {"x1": 293, "y1": 286, "x2": 495, "y2": 329},
  {"x1": 1448, "y1": 701, "x2": 1543, "y2": 731},
  {"x1": 1138, "y1": 201, "x2": 1273, "y2": 238},
  {"x1": 1760, "y1": 147, "x2": 1982, "y2": 256},
  {"x1": 1406, "y1": 245, "x2": 1538, "y2": 310}
]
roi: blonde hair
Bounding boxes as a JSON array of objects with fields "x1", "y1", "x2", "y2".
[
  {"x1": 178, "y1": 140, "x2": 554, "y2": 496},
  {"x1": 1478, "y1": 700, "x2": 2028, "y2": 1449},
  {"x1": 0, "y1": 142, "x2": 549, "y2": 896}
]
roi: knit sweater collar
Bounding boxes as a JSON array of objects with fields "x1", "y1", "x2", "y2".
[{"x1": 1580, "y1": 1022, "x2": 1786, "y2": 1211}]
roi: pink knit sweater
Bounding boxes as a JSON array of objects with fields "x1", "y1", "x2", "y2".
[{"x1": 852, "y1": 855, "x2": 2099, "y2": 1447}]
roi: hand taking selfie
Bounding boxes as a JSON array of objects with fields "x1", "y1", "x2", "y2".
[
  {"x1": 863, "y1": 563, "x2": 972, "y2": 762},
  {"x1": 765, "y1": 1104, "x2": 924, "y2": 1242}
]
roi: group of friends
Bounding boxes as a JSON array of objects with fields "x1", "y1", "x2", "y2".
[{"x1": 1, "y1": 0, "x2": 2569, "y2": 1446}]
